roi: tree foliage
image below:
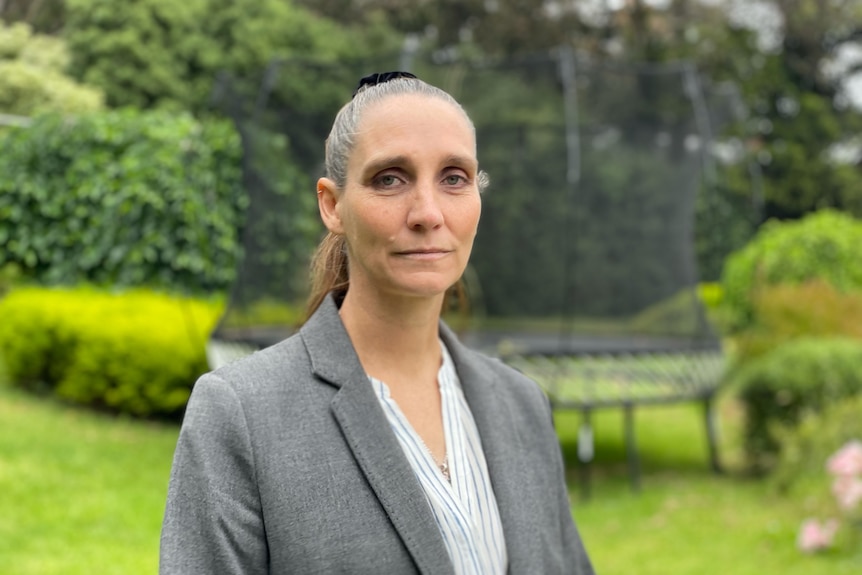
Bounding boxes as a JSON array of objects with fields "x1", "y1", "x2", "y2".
[
  {"x1": 0, "y1": 0, "x2": 65, "y2": 33},
  {"x1": 297, "y1": 0, "x2": 590, "y2": 55},
  {"x1": 63, "y1": 0, "x2": 400, "y2": 112},
  {"x1": 596, "y1": 0, "x2": 862, "y2": 221},
  {"x1": 0, "y1": 19, "x2": 102, "y2": 116},
  {"x1": 725, "y1": 0, "x2": 862, "y2": 220}
]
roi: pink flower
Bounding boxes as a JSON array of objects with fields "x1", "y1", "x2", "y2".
[
  {"x1": 826, "y1": 440, "x2": 862, "y2": 477},
  {"x1": 797, "y1": 518, "x2": 839, "y2": 553},
  {"x1": 832, "y1": 475, "x2": 862, "y2": 512}
]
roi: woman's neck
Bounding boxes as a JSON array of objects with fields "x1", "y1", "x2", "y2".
[{"x1": 338, "y1": 288, "x2": 445, "y2": 386}]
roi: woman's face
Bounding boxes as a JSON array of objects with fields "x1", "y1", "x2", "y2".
[{"x1": 319, "y1": 93, "x2": 482, "y2": 302}]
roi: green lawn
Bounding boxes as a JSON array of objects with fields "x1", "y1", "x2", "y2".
[
  {"x1": 0, "y1": 385, "x2": 178, "y2": 575},
  {"x1": 556, "y1": 406, "x2": 862, "y2": 574},
  {"x1": 1, "y1": 384, "x2": 859, "y2": 574}
]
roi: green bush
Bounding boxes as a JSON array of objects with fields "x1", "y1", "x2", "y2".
[
  {"x1": 0, "y1": 109, "x2": 245, "y2": 292},
  {"x1": 729, "y1": 337, "x2": 862, "y2": 472},
  {"x1": 720, "y1": 210, "x2": 862, "y2": 334},
  {"x1": 0, "y1": 286, "x2": 222, "y2": 417}
]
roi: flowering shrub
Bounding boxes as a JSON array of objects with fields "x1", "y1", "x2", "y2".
[
  {"x1": 828, "y1": 441, "x2": 862, "y2": 512},
  {"x1": 797, "y1": 440, "x2": 862, "y2": 553},
  {"x1": 797, "y1": 518, "x2": 839, "y2": 554}
]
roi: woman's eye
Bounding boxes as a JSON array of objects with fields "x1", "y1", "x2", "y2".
[{"x1": 374, "y1": 174, "x2": 401, "y2": 188}]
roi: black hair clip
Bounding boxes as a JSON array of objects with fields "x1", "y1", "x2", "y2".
[{"x1": 352, "y1": 71, "x2": 418, "y2": 98}]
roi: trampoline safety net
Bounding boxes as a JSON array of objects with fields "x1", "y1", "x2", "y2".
[{"x1": 208, "y1": 49, "x2": 739, "y2": 421}]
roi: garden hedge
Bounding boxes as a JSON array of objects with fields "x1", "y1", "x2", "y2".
[
  {"x1": 0, "y1": 109, "x2": 245, "y2": 293},
  {"x1": 729, "y1": 337, "x2": 862, "y2": 473},
  {"x1": 720, "y1": 210, "x2": 862, "y2": 334},
  {"x1": 0, "y1": 287, "x2": 222, "y2": 417}
]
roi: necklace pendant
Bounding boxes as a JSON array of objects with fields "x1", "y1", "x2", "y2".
[{"x1": 439, "y1": 458, "x2": 450, "y2": 482}]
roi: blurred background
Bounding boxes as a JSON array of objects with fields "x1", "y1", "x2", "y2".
[{"x1": 0, "y1": 0, "x2": 861, "y2": 573}]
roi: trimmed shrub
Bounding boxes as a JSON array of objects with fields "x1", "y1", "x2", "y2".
[
  {"x1": 0, "y1": 287, "x2": 222, "y2": 417},
  {"x1": 0, "y1": 109, "x2": 244, "y2": 293},
  {"x1": 730, "y1": 337, "x2": 862, "y2": 472},
  {"x1": 720, "y1": 210, "x2": 862, "y2": 334}
]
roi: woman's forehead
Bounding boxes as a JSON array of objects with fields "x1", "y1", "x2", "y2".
[
  {"x1": 357, "y1": 93, "x2": 472, "y2": 134},
  {"x1": 352, "y1": 94, "x2": 476, "y2": 158}
]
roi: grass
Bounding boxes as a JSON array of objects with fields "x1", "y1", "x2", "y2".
[
  {"x1": 0, "y1": 384, "x2": 860, "y2": 574},
  {"x1": 556, "y1": 405, "x2": 862, "y2": 574},
  {"x1": 0, "y1": 385, "x2": 178, "y2": 575}
]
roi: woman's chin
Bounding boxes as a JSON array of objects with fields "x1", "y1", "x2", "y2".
[{"x1": 388, "y1": 279, "x2": 457, "y2": 301}]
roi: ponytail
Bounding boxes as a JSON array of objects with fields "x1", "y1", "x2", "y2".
[{"x1": 305, "y1": 232, "x2": 349, "y2": 319}]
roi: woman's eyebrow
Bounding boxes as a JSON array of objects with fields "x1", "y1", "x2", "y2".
[
  {"x1": 442, "y1": 155, "x2": 479, "y2": 171},
  {"x1": 361, "y1": 155, "x2": 411, "y2": 179}
]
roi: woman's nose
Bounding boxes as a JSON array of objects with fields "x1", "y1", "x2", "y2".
[{"x1": 407, "y1": 184, "x2": 444, "y2": 230}]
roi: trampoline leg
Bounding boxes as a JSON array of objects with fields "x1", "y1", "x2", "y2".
[
  {"x1": 624, "y1": 404, "x2": 641, "y2": 492},
  {"x1": 704, "y1": 396, "x2": 722, "y2": 473},
  {"x1": 577, "y1": 409, "x2": 594, "y2": 501}
]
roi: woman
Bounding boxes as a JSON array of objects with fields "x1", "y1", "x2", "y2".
[{"x1": 160, "y1": 72, "x2": 595, "y2": 574}]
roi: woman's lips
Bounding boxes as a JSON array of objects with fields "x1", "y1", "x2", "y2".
[{"x1": 395, "y1": 249, "x2": 451, "y2": 260}]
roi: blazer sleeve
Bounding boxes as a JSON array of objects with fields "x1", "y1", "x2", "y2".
[{"x1": 160, "y1": 373, "x2": 268, "y2": 575}]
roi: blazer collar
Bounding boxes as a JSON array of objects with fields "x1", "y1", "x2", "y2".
[
  {"x1": 300, "y1": 296, "x2": 538, "y2": 574},
  {"x1": 300, "y1": 295, "x2": 454, "y2": 575}
]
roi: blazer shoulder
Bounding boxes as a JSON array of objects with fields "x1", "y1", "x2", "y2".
[
  {"x1": 457, "y1": 344, "x2": 552, "y2": 415},
  {"x1": 206, "y1": 333, "x2": 310, "y2": 396}
]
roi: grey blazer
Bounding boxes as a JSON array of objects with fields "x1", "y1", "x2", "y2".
[{"x1": 160, "y1": 295, "x2": 595, "y2": 574}]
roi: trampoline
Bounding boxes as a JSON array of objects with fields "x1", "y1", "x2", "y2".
[{"x1": 209, "y1": 47, "x2": 746, "y2": 497}]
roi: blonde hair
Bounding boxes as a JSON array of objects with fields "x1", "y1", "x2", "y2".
[{"x1": 305, "y1": 76, "x2": 487, "y2": 318}]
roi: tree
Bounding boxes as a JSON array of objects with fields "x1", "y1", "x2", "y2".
[
  {"x1": 63, "y1": 0, "x2": 401, "y2": 112},
  {"x1": 297, "y1": 0, "x2": 591, "y2": 56},
  {"x1": 0, "y1": 19, "x2": 102, "y2": 116},
  {"x1": 0, "y1": 0, "x2": 65, "y2": 33},
  {"x1": 747, "y1": 0, "x2": 862, "y2": 219},
  {"x1": 590, "y1": 0, "x2": 862, "y2": 220}
]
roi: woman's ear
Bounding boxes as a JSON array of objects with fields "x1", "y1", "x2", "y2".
[{"x1": 317, "y1": 177, "x2": 344, "y2": 235}]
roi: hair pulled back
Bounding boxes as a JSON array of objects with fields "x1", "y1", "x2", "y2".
[{"x1": 305, "y1": 76, "x2": 486, "y2": 318}]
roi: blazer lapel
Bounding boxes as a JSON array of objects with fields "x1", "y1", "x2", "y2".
[
  {"x1": 440, "y1": 324, "x2": 536, "y2": 574},
  {"x1": 300, "y1": 297, "x2": 454, "y2": 575}
]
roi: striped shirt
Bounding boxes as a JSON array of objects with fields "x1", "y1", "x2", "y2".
[{"x1": 369, "y1": 341, "x2": 508, "y2": 574}]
